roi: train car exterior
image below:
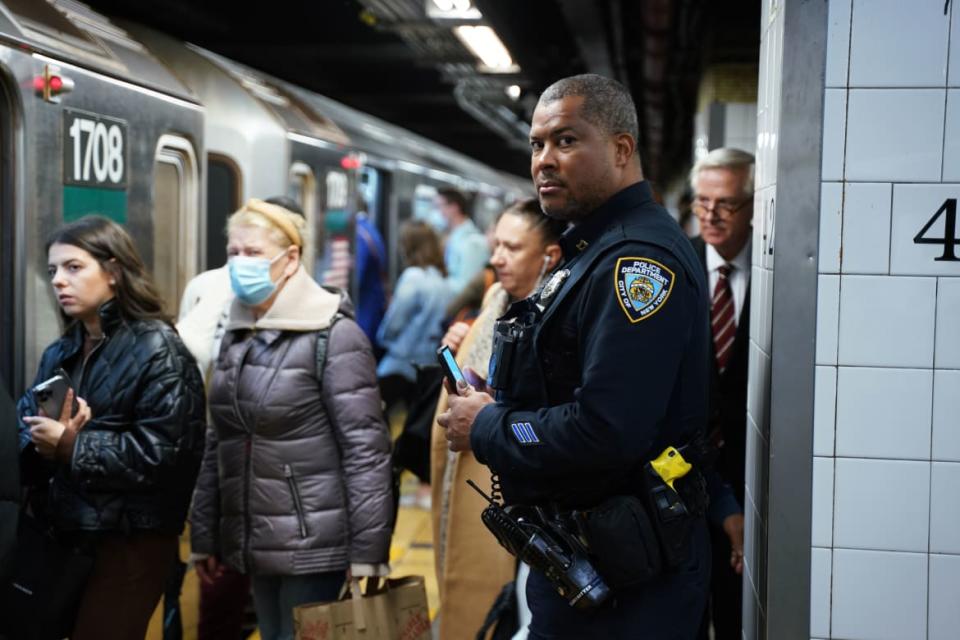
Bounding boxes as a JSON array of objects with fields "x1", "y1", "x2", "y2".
[
  {"x1": 0, "y1": 0, "x2": 204, "y2": 398},
  {"x1": 0, "y1": 0, "x2": 530, "y2": 401}
]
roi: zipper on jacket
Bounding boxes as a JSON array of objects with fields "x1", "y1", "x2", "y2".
[
  {"x1": 76, "y1": 335, "x2": 108, "y2": 396},
  {"x1": 232, "y1": 337, "x2": 257, "y2": 572},
  {"x1": 284, "y1": 464, "x2": 309, "y2": 538}
]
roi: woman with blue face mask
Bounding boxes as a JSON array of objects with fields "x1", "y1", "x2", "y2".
[{"x1": 189, "y1": 199, "x2": 394, "y2": 640}]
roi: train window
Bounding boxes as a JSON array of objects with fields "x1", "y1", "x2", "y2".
[
  {"x1": 207, "y1": 154, "x2": 241, "y2": 269},
  {"x1": 317, "y1": 169, "x2": 352, "y2": 291},
  {"x1": 288, "y1": 163, "x2": 317, "y2": 276},
  {"x1": 153, "y1": 136, "x2": 199, "y2": 317}
]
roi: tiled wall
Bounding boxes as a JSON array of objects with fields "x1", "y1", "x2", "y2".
[
  {"x1": 743, "y1": 0, "x2": 784, "y2": 635},
  {"x1": 812, "y1": 1, "x2": 960, "y2": 638}
]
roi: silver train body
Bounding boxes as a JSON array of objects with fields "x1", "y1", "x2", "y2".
[{"x1": 0, "y1": 1, "x2": 529, "y2": 397}]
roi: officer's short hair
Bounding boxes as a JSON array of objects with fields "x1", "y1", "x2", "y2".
[
  {"x1": 689, "y1": 148, "x2": 756, "y2": 198},
  {"x1": 538, "y1": 74, "x2": 640, "y2": 155}
]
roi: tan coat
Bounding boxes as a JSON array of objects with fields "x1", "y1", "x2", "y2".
[{"x1": 431, "y1": 284, "x2": 516, "y2": 640}]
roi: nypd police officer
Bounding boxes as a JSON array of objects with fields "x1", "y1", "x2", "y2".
[{"x1": 438, "y1": 74, "x2": 711, "y2": 639}]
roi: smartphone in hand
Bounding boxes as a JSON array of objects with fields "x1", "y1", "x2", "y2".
[
  {"x1": 32, "y1": 369, "x2": 77, "y2": 418},
  {"x1": 437, "y1": 345, "x2": 467, "y2": 389}
]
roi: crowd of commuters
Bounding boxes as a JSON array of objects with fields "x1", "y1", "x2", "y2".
[{"x1": 6, "y1": 72, "x2": 756, "y2": 640}]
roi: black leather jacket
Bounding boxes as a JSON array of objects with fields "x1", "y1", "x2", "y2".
[{"x1": 17, "y1": 300, "x2": 205, "y2": 535}]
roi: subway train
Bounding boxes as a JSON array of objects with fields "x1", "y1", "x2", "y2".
[{"x1": 0, "y1": 0, "x2": 530, "y2": 398}]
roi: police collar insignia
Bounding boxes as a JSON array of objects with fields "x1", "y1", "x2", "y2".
[
  {"x1": 615, "y1": 257, "x2": 675, "y2": 323},
  {"x1": 539, "y1": 268, "x2": 570, "y2": 304}
]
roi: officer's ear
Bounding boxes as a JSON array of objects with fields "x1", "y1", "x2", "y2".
[
  {"x1": 544, "y1": 244, "x2": 562, "y2": 271},
  {"x1": 612, "y1": 132, "x2": 636, "y2": 168}
]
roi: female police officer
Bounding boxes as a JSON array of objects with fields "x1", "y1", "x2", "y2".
[{"x1": 438, "y1": 74, "x2": 711, "y2": 639}]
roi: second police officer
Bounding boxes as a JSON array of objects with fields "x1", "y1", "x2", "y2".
[{"x1": 438, "y1": 73, "x2": 711, "y2": 638}]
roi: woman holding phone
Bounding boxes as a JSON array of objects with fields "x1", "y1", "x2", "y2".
[{"x1": 16, "y1": 215, "x2": 206, "y2": 640}]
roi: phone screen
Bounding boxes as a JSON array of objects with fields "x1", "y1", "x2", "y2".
[{"x1": 438, "y1": 346, "x2": 466, "y2": 387}]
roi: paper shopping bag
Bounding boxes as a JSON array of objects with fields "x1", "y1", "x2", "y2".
[{"x1": 294, "y1": 576, "x2": 429, "y2": 640}]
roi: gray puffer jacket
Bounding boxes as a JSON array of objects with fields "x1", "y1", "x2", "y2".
[{"x1": 190, "y1": 268, "x2": 393, "y2": 575}]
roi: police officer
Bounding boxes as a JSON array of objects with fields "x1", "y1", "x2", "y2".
[{"x1": 438, "y1": 74, "x2": 711, "y2": 639}]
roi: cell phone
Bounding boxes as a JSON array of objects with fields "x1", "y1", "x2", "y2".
[
  {"x1": 32, "y1": 369, "x2": 76, "y2": 418},
  {"x1": 437, "y1": 345, "x2": 467, "y2": 388}
]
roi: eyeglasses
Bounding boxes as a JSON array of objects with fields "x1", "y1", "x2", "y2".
[{"x1": 692, "y1": 197, "x2": 752, "y2": 220}]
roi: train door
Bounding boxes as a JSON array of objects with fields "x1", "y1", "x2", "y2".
[
  {"x1": 288, "y1": 162, "x2": 317, "y2": 274},
  {"x1": 317, "y1": 166, "x2": 353, "y2": 291},
  {"x1": 207, "y1": 153, "x2": 241, "y2": 270},
  {"x1": 153, "y1": 135, "x2": 199, "y2": 316},
  {"x1": 0, "y1": 73, "x2": 16, "y2": 397}
]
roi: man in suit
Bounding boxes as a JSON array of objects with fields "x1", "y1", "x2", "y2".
[{"x1": 690, "y1": 147, "x2": 754, "y2": 640}]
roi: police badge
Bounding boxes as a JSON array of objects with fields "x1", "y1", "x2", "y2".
[
  {"x1": 538, "y1": 268, "x2": 570, "y2": 305},
  {"x1": 614, "y1": 257, "x2": 674, "y2": 323}
]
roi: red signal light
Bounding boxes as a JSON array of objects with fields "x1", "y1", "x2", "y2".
[
  {"x1": 49, "y1": 76, "x2": 63, "y2": 91},
  {"x1": 340, "y1": 155, "x2": 362, "y2": 170}
]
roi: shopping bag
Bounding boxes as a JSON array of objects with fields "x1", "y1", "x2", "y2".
[{"x1": 294, "y1": 576, "x2": 430, "y2": 640}]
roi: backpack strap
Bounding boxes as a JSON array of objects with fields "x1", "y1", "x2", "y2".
[{"x1": 315, "y1": 312, "x2": 345, "y2": 386}]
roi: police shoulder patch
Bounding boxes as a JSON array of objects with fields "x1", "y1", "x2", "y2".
[{"x1": 614, "y1": 257, "x2": 675, "y2": 323}]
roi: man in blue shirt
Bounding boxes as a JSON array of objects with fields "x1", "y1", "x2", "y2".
[
  {"x1": 438, "y1": 188, "x2": 490, "y2": 295},
  {"x1": 354, "y1": 197, "x2": 388, "y2": 346}
]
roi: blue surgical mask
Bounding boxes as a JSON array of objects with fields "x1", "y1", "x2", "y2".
[{"x1": 228, "y1": 251, "x2": 287, "y2": 305}]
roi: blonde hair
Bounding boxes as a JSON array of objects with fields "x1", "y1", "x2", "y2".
[
  {"x1": 227, "y1": 198, "x2": 306, "y2": 249},
  {"x1": 689, "y1": 147, "x2": 755, "y2": 197}
]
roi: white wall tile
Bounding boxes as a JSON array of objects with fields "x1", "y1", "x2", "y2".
[
  {"x1": 841, "y1": 183, "x2": 892, "y2": 274},
  {"x1": 838, "y1": 275, "x2": 937, "y2": 368},
  {"x1": 816, "y1": 275, "x2": 840, "y2": 365},
  {"x1": 930, "y1": 462, "x2": 960, "y2": 553},
  {"x1": 891, "y1": 185, "x2": 960, "y2": 276},
  {"x1": 812, "y1": 458, "x2": 834, "y2": 548},
  {"x1": 950, "y1": 0, "x2": 960, "y2": 87},
  {"x1": 936, "y1": 278, "x2": 960, "y2": 367},
  {"x1": 820, "y1": 182, "x2": 842, "y2": 274},
  {"x1": 928, "y1": 554, "x2": 960, "y2": 639},
  {"x1": 833, "y1": 458, "x2": 930, "y2": 552},
  {"x1": 832, "y1": 549, "x2": 927, "y2": 640},
  {"x1": 845, "y1": 90, "x2": 945, "y2": 182},
  {"x1": 810, "y1": 547, "x2": 832, "y2": 638},
  {"x1": 849, "y1": 0, "x2": 949, "y2": 87},
  {"x1": 933, "y1": 370, "x2": 960, "y2": 461},
  {"x1": 944, "y1": 91, "x2": 960, "y2": 181},
  {"x1": 814, "y1": 366, "x2": 837, "y2": 457},
  {"x1": 835, "y1": 367, "x2": 933, "y2": 460},
  {"x1": 822, "y1": 89, "x2": 847, "y2": 181},
  {"x1": 826, "y1": 0, "x2": 852, "y2": 87}
]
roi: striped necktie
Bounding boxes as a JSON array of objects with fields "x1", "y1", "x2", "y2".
[{"x1": 711, "y1": 263, "x2": 736, "y2": 373}]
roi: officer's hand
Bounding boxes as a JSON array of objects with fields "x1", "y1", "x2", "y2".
[
  {"x1": 437, "y1": 381, "x2": 494, "y2": 452},
  {"x1": 723, "y1": 513, "x2": 744, "y2": 575}
]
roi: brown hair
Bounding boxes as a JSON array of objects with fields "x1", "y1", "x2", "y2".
[
  {"x1": 399, "y1": 220, "x2": 445, "y2": 273},
  {"x1": 46, "y1": 215, "x2": 172, "y2": 328},
  {"x1": 437, "y1": 188, "x2": 470, "y2": 219},
  {"x1": 499, "y1": 198, "x2": 568, "y2": 244}
]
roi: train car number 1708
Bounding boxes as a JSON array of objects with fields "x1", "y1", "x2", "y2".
[{"x1": 63, "y1": 109, "x2": 127, "y2": 189}]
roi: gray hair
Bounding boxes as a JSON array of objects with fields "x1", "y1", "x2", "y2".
[
  {"x1": 538, "y1": 74, "x2": 640, "y2": 154},
  {"x1": 689, "y1": 147, "x2": 756, "y2": 196}
]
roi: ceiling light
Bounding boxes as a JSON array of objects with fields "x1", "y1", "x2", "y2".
[
  {"x1": 453, "y1": 25, "x2": 519, "y2": 72},
  {"x1": 432, "y1": 0, "x2": 454, "y2": 11},
  {"x1": 506, "y1": 84, "x2": 521, "y2": 100},
  {"x1": 451, "y1": 0, "x2": 472, "y2": 11}
]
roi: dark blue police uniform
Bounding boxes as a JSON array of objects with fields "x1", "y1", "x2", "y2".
[{"x1": 470, "y1": 181, "x2": 711, "y2": 639}]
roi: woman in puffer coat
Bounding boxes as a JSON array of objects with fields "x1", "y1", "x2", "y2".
[
  {"x1": 190, "y1": 199, "x2": 394, "y2": 640},
  {"x1": 18, "y1": 216, "x2": 206, "y2": 640}
]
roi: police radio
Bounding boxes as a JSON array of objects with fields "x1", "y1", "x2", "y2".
[{"x1": 466, "y1": 480, "x2": 611, "y2": 610}]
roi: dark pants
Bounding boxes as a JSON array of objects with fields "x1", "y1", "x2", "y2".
[
  {"x1": 698, "y1": 522, "x2": 742, "y2": 640},
  {"x1": 198, "y1": 564, "x2": 251, "y2": 640},
  {"x1": 71, "y1": 531, "x2": 178, "y2": 640},
  {"x1": 251, "y1": 570, "x2": 347, "y2": 640},
  {"x1": 378, "y1": 374, "x2": 414, "y2": 417},
  {"x1": 526, "y1": 521, "x2": 710, "y2": 640}
]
